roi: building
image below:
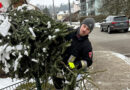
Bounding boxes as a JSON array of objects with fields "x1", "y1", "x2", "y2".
[
  {"x1": 57, "y1": 11, "x2": 69, "y2": 21},
  {"x1": 72, "y1": 1, "x2": 80, "y2": 13},
  {"x1": 94, "y1": 0, "x2": 102, "y2": 15},
  {"x1": 80, "y1": 0, "x2": 102, "y2": 16},
  {"x1": 80, "y1": 0, "x2": 86, "y2": 16}
]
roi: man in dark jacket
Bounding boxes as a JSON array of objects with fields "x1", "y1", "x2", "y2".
[{"x1": 53, "y1": 18, "x2": 95, "y2": 90}]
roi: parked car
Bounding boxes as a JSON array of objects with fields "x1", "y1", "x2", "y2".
[{"x1": 100, "y1": 15, "x2": 129, "y2": 34}]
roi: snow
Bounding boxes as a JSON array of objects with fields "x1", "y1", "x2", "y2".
[
  {"x1": 95, "y1": 22, "x2": 101, "y2": 28},
  {"x1": 24, "y1": 69, "x2": 29, "y2": 74},
  {"x1": 42, "y1": 48, "x2": 46, "y2": 52},
  {"x1": 48, "y1": 35, "x2": 56, "y2": 40},
  {"x1": 129, "y1": 27, "x2": 130, "y2": 31},
  {"x1": 14, "y1": 53, "x2": 22, "y2": 71},
  {"x1": 55, "y1": 29, "x2": 60, "y2": 32},
  {"x1": 0, "y1": 17, "x2": 11, "y2": 37},
  {"x1": 112, "y1": 52, "x2": 130, "y2": 65},
  {"x1": 17, "y1": 4, "x2": 35, "y2": 11},
  {"x1": 14, "y1": 13, "x2": 16, "y2": 16},
  {"x1": 24, "y1": 50, "x2": 28, "y2": 56},
  {"x1": 47, "y1": 21, "x2": 51, "y2": 28},
  {"x1": 0, "y1": 15, "x2": 5, "y2": 21},
  {"x1": 24, "y1": 19, "x2": 29, "y2": 22},
  {"x1": 29, "y1": 27, "x2": 36, "y2": 38},
  {"x1": 57, "y1": 11, "x2": 66, "y2": 15},
  {"x1": 0, "y1": 78, "x2": 23, "y2": 89},
  {"x1": 31, "y1": 59, "x2": 39, "y2": 63},
  {"x1": 0, "y1": 44, "x2": 24, "y2": 73}
]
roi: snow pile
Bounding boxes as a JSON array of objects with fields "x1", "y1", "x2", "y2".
[
  {"x1": 17, "y1": 4, "x2": 35, "y2": 11},
  {"x1": 112, "y1": 52, "x2": 130, "y2": 65},
  {"x1": 0, "y1": 15, "x2": 5, "y2": 21},
  {"x1": 0, "y1": 78, "x2": 22, "y2": 89},
  {"x1": 0, "y1": 44, "x2": 23, "y2": 73},
  {"x1": 95, "y1": 22, "x2": 101, "y2": 28},
  {"x1": 0, "y1": 17, "x2": 11, "y2": 37}
]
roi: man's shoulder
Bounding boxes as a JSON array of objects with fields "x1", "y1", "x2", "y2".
[{"x1": 83, "y1": 39, "x2": 92, "y2": 47}]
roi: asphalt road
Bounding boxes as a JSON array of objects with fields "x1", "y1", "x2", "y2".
[{"x1": 90, "y1": 27, "x2": 130, "y2": 57}]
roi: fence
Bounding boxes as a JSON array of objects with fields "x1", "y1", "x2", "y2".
[{"x1": 0, "y1": 79, "x2": 35, "y2": 90}]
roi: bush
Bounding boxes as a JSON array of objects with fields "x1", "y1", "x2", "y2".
[{"x1": 16, "y1": 82, "x2": 35, "y2": 90}]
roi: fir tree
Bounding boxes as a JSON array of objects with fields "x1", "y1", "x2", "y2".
[{"x1": 0, "y1": 5, "x2": 72, "y2": 89}]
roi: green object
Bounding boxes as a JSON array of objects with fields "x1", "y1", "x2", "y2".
[{"x1": 0, "y1": 5, "x2": 72, "y2": 89}]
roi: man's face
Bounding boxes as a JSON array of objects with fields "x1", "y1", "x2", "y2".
[{"x1": 79, "y1": 24, "x2": 90, "y2": 36}]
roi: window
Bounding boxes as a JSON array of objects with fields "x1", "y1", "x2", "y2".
[{"x1": 114, "y1": 16, "x2": 128, "y2": 21}]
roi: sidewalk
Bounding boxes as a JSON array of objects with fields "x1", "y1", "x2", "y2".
[{"x1": 89, "y1": 51, "x2": 130, "y2": 90}]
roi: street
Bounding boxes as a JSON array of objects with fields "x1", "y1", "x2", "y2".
[
  {"x1": 87, "y1": 27, "x2": 130, "y2": 90},
  {"x1": 90, "y1": 27, "x2": 130, "y2": 57}
]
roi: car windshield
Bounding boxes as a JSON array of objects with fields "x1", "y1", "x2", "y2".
[{"x1": 114, "y1": 16, "x2": 128, "y2": 21}]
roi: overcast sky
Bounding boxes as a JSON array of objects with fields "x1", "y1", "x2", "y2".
[{"x1": 29, "y1": 0, "x2": 75, "y2": 7}]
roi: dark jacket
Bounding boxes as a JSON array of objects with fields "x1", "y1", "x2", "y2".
[{"x1": 63, "y1": 28, "x2": 93, "y2": 68}]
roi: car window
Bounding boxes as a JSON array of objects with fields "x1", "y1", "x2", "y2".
[
  {"x1": 114, "y1": 16, "x2": 128, "y2": 21},
  {"x1": 106, "y1": 17, "x2": 110, "y2": 21}
]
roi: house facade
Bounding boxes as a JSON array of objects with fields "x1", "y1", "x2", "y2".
[
  {"x1": 80, "y1": 0, "x2": 102, "y2": 16},
  {"x1": 57, "y1": 11, "x2": 69, "y2": 21},
  {"x1": 72, "y1": 1, "x2": 80, "y2": 13}
]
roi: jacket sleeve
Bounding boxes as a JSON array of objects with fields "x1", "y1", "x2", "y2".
[{"x1": 82, "y1": 43, "x2": 93, "y2": 67}]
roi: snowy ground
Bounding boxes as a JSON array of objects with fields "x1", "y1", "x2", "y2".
[{"x1": 0, "y1": 78, "x2": 23, "y2": 89}]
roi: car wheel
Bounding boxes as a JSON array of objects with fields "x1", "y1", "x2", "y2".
[
  {"x1": 124, "y1": 29, "x2": 128, "y2": 32},
  {"x1": 100, "y1": 26, "x2": 104, "y2": 32},
  {"x1": 107, "y1": 27, "x2": 111, "y2": 34}
]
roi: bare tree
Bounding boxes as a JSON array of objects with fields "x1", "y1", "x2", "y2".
[{"x1": 99, "y1": 0, "x2": 130, "y2": 16}]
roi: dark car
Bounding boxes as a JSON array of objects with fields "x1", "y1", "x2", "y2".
[{"x1": 100, "y1": 15, "x2": 129, "y2": 34}]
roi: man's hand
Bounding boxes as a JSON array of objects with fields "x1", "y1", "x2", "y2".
[{"x1": 68, "y1": 60, "x2": 87, "y2": 70}]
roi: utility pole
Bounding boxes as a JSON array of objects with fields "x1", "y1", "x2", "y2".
[
  {"x1": 68, "y1": 0, "x2": 72, "y2": 25},
  {"x1": 52, "y1": 0, "x2": 56, "y2": 19}
]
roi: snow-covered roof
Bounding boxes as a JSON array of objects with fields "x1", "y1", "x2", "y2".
[
  {"x1": 57, "y1": 11, "x2": 64, "y2": 15},
  {"x1": 57, "y1": 11, "x2": 69, "y2": 15},
  {"x1": 74, "y1": 1, "x2": 80, "y2": 5}
]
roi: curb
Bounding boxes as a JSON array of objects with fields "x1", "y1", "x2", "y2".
[{"x1": 94, "y1": 51, "x2": 130, "y2": 65}]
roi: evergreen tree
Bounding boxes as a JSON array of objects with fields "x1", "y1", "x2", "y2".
[
  {"x1": 0, "y1": 5, "x2": 95, "y2": 90},
  {"x1": 0, "y1": 5, "x2": 72, "y2": 89}
]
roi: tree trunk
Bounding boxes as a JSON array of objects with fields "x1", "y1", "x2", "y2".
[{"x1": 33, "y1": 73, "x2": 42, "y2": 90}]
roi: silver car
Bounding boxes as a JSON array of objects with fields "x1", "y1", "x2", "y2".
[{"x1": 100, "y1": 15, "x2": 129, "y2": 34}]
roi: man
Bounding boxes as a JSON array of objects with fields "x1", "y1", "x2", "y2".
[{"x1": 53, "y1": 18, "x2": 95, "y2": 90}]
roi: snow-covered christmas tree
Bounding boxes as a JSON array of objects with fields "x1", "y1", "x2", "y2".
[{"x1": 0, "y1": 4, "x2": 73, "y2": 89}]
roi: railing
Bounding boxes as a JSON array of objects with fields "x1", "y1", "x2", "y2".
[{"x1": 0, "y1": 79, "x2": 35, "y2": 90}]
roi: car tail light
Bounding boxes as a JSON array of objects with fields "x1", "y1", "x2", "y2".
[
  {"x1": 111, "y1": 22, "x2": 117, "y2": 24},
  {"x1": 126, "y1": 20, "x2": 129, "y2": 23}
]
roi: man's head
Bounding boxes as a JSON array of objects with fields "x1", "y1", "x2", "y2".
[{"x1": 79, "y1": 18, "x2": 95, "y2": 36}]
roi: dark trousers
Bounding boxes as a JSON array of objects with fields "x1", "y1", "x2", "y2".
[
  {"x1": 52, "y1": 75, "x2": 76, "y2": 90},
  {"x1": 52, "y1": 76, "x2": 65, "y2": 89}
]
